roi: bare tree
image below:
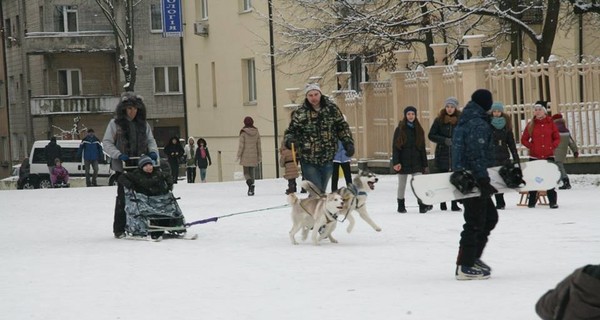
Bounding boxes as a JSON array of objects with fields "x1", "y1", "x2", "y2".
[{"x1": 95, "y1": 0, "x2": 137, "y2": 92}]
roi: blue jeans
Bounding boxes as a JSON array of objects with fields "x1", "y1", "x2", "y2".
[{"x1": 300, "y1": 161, "x2": 333, "y2": 194}]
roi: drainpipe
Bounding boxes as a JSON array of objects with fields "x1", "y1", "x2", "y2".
[
  {"x1": 578, "y1": 13, "x2": 583, "y2": 102},
  {"x1": 268, "y1": 0, "x2": 280, "y2": 177}
]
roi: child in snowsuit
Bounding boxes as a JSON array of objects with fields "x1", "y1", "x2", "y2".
[
  {"x1": 279, "y1": 140, "x2": 299, "y2": 194},
  {"x1": 551, "y1": 113, "x2": 579, "y2": 189},
  {"x1": 50, "y1": 158, "x2": 69, "y2": 187},
  {"x1": 117, "y1": 155, "x2": 173, "y2": 196}
]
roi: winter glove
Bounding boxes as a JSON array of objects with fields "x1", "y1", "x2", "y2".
[
  {"x1": 344, "y1": 143, "x2": 355, "y2": 157},
  {"x1": 574, "y1": 152, "x2": 579, "y2": 158},
  {"x1": 285, "y1": 138, "x2": 296, "y2": 150},
  {"x1": 118, "y1": 154, "x2": 129, "y2": 161},
  {"x1": 477, "y1": 177, "x2": 498, "y2": 198},
  {"x1": 444, "y1": 138, "x2": 452, "y2": 146},
  {"x1": 148, "y1": 152, "x2": 158, "y2": 161}
]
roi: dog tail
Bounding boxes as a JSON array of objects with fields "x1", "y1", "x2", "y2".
[
  {"x1": 300, "y1": 180, "x2": 324, "y2": 197},
  {"x1": 287, "y1": 193, "x2": 299, "y2": 205}
]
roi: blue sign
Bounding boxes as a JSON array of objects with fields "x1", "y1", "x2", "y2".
[{"x1": 161, "y1": 0, "x2": 183, "y2": 37}]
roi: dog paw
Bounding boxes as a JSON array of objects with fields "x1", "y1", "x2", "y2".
[
  {"x1": 330, "y1": 238, "x2": 338, "y2": 243},
  {"x1": 375, "y1": 227, "x2": 382, "y2": 232}
]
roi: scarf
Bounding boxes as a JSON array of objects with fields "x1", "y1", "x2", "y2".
[
  {"x1": 200, "y1": 147, "x2": 207, "y2": 159},
  {"x1": 491, "y1": 117, "x2": 506, "y2": 130}
]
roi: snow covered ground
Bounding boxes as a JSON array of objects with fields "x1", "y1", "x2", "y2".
[{"x1": 1, "y1": 174, "x2": 599, "y2": 320}]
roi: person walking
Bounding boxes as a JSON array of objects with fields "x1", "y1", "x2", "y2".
[
  {"x1": 76, "y1": 128, "x2": 103, "y2": 186},
  {"x1": 489, "y1": 102, "x2": 520, "y2": 209},
  {"x1": 184, "y1": 137, "x2": 198, "y2": 183},
  {"x1": 551, "y1": 113, "x2": 579, "y2": 190},
  {"x1": 520, "y1": 101, "x2": 560, "y2": 208},
  {"x1": 452, "y1": 89, "x2": 498, "y2": 280},
  {"x1": 331, "y1": 140, "x2": 352, "y2": 192},
  {"x1": 103, "y1": 92, "x2": 158, "y2": 239},
  {"x1": 195, "y1": 138, "x2": 212, "y2": 183},
  {"x1": 283, "y1": 83, "x2": 354, "y2": 193},
  {"x1": 279, "y1": 139, "x2": 299, "y2": 194},
  {"x1": 392, "y1": 106, "x2": 431, "y2": 214},
  {"x1": 237, "y1": 116, "x2": 261, "y2": 196},
  {"x1": 44, "y1": 137, "x2": 62, "y2": 175},
  {"x1": 164, "y1": 136, "x2": 184, "y2": 184},
  {"x1": 428, "y1": 97, "x2": 462, "y2": 212}
]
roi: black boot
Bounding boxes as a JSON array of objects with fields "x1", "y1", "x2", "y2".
[
  {"x1": 440, "y1": 202, "x2": 447, "y2": 211},
  {"x1": 397, "y1": 199, "x2": 407, "y2": 213},
  {"x1": 451, "y1": 200, "x2": 462, "y2": 212},
  {"x1": 246, "y1": 179, "x2": 255, "y2": 196},
  {"x1": 494, "y1": 194, "x2": 505, "y2": 210},
  {"x1": 528, "y1": 191, "x2": 537, "y2": 208},
  {"x1": 558, "y1": 177, "x2": 571, "y2": 190},
  {"x1": 286, "y1": 180, "x2": 297, "y2": 195},
  {"x1": 547, "y1": 189, "x2": 558, "y2": 208},
  {"x1": 418, "y1": 200, "x2": 430, "y2": 214}
]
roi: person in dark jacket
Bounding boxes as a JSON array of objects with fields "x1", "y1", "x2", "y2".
[
  {"x1": 195, "y1": 138, "x2": 212, "y2": 183},
  {"x1": 536, "y1": 264, "x2": 600, "y2": 320},
  {"x1": 428, "y1": 97, "x2": 462, "y2": 212},
  {"x1": 117, "y1": 155, "x2": 173, "y2": 196},
  {"x1": 17, "y1": 158, "x2": 30, "y2": 190},
  {"x1": 164, "y1": 136, "x2": 184, "y2": 184},
  {"x1": 284, "y1": 83, "x2": 354, "y2": 194},
  {"x1": 392, "y1": 106, "x2": 431, "y2": 214},
  {"x1": 76, "y1": 129, "x2": 104, "y2": 186},
  {"x1": 102, "y1": 92, "x2": 159, "y2": 239},
  {"x1": 452, "y1": 89, "x2": 498, "y2": 280},
  {"x1": 44, "y1": 137, "x2": 62, "y2": 174},
  {"x1": 521, "y1": 101, "x2": 560, "y2": 208},
  {"x1": 489, "y1": 102, "x2": 520, "y2": 209}
]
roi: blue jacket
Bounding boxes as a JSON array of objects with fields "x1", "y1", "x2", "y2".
[
  {"x1": 451, "y1": 101, "x2": 495, "y2": 179},
  {"x1": 77, "y1": 134, "x2": 103, "y2": 161},
  {"x1": 333, "y1": 140, "x2": 351, "y2": 163}
]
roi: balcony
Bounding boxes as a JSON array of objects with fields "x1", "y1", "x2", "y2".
[
  {"x1": 31, "y1": 95, "x2": 119, "y2": 116},
  {"x1": 23, "y1": 31, "x2": 116, "y2": 54}
]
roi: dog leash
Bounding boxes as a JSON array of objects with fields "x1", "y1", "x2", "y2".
[{"x1": 185, "y1": 204, "x2": 290, "y2": 227}]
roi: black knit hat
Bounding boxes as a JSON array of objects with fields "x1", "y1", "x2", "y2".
[
  {"x1": 471, "y1": 89, "x2": 493, "y2": 111},
  {"x1": 404, "y1": 106, "x2": 417, "y2": 117}
]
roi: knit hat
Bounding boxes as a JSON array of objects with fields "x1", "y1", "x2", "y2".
[
  {"x1": 444, "y1": 97, "x2": 459, "y2": 108},
  {"x1": 490, "y1": 102, "x2": 504, "y2": 113},
  {"x1": 551, "y1": 113, "x2": 563, "y2": 120},
  {"x1": 533, "y1": 101, "x2": 548, "y2": 114},
  {"x1": 404, "y1": 106, "x2": 417, "y2": 117},
  {"x1": 304, "y1": 83, "x2": 321, "y2": 96},
  {"x1": 243, "y1": 116, "x2": 254, "y2": 127},
  {"x1": 471, "y1": 89, "x2": 493, "y2": 111},
  {"x1": 138, "y1": 155, "x2": 154, "y2": 169}
]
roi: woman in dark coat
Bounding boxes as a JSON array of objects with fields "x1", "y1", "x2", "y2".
[
  {"x1": 164, "y1": 136, "x2": 184, "y2": 184},
  {"x1": 489, "y1": 102, "x2": 520, "y2": 209},
  {"x1": 392, "y1": 106, "x2": 431, "y2": 214},
  {"x1": 195, "y1": 138, "x2": 212, "y2": 183},
  {"x1": 428, "y1": 97, "x2": 462, "y2": 212}
]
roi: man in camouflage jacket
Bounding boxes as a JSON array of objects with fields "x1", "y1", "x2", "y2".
[{"x1": 284, "y1": 83, "x2": 354, "y2": 193}]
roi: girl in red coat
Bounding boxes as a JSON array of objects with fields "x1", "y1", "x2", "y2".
[{"x1": 520, "y1": 101, "x2": 560, "y2": 208}]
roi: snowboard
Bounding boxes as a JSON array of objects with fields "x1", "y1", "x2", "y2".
[{"x1": 411, "y1": 160, "x2": 561, "y2": 205}]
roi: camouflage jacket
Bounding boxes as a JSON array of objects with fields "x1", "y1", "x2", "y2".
[{"x1": 284, "y1": 97, "x2": 353, "y2": 165}]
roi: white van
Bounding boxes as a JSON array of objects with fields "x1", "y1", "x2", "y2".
[{"x1": 28, "y1": 140, "x2": 116, "y2": 188}]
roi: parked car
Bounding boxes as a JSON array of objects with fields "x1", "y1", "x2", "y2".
[{"x1": 27, "y1": 140, "x2": 116, "y2": 188}]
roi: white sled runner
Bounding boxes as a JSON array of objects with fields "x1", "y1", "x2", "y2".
[{"x1": 411, "y1": 160, "x2": 561, "y2": 205}]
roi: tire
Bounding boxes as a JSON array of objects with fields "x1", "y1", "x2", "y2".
[
  {"x1": 38, "y1": 177, "x2": 53, "y2": 189},
  {"x1": 108, "y1": 174, "x2": 117, "y2": 186},
  {"x1": 22, "y1": 178, "x2": 36, "y2": 189}
]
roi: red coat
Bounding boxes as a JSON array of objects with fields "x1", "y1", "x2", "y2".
[{"x1": 521, "y1": 116, "x2": 560, "y2": 159}]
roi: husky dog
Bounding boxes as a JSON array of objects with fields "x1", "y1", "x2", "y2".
[
  {"x1": 288, "y1": 181, "x2": 346, "y2": 245},
  {"x1": 337, "y1": 170, "x2": 382, "y2": 233}
]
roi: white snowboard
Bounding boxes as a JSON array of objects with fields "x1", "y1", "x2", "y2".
[{"x1": 411, "y1": 160, "x2": 561, "y2": 205}]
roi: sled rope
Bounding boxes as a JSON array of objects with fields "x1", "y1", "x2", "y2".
[{"x1": 185, "y1": 204, "x2": 290, "y2": 227}]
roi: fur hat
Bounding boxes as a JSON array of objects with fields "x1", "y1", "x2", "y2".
[
  {"x1": 471, "y1": 89, "x2": 493, "y2": 111},
  {"x1": 444, "y1": 97, "x2": 459, "y2": 108},
  {"x1": 138, "y1": 155, "x2": 154, "y2": 169},
  {"x1": 552, "y1": 113, "x2": 563, "y2": 120},
  {"x1": 304, "y1": 83, "x2": 321, "y2": 96},
  {"x1": 243, "y1": 116, "x2": 254, "y2": 127},
  {"x1": 490, "y1": 102, "x2": 504, "y2": 113},
  {"x1": 404, "y1": 106, "x2": 417, "y2": 116},
  {"x1": 533, "y1": 101, "x2": 548, "y2": 114}
]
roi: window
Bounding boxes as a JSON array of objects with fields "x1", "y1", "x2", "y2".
[
  {"x1": 336, "y1": 53, "x2": 372, "y2": 92},
  {"x1": 54, "y1": 5, "x2": 78, "y2": 32},
  {"x1": 240, "y1": 0, "x2": 252, "y2": 12},
  {"x1": 150, "y1": 4, "x2": 162, "y2": 31},
  {"x1": 242, "y1": 58, "x2": 257, "y2": 104},
  {"x1": 154, "y1": 66, "x2": 181, "y2": 94},
  {"x1": 58, "y1": 69, "x2": 81, "y2": 95},
  {"x1": 200, "y1": 0, "x2": 209, "y2": 19}
]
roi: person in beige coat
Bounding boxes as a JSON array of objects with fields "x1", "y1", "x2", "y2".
[
  {"x1": 237, "y1": 116, "x2": 262, "y2": 196},
  {"x1": 279, "y1": 140, "x2": 299, "y2": 194}
]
